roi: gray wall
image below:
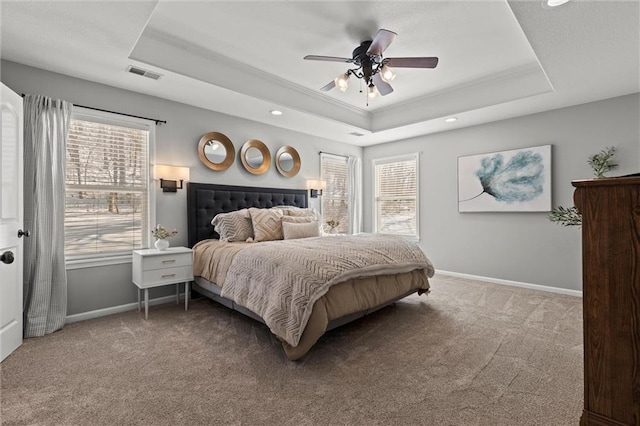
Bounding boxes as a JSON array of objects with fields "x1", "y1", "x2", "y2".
[
  {"x1": 363, "y1": 93, "x2": 640, "y2": 291},
  {"x1": 3, "y1": 59, "x2": 639, "y2": 315},
  {"x1": 1, "y1": 60, "x2": 361, "y2": 315}
]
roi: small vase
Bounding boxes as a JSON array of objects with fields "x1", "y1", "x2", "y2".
[{"x1": 154, "y1": 239, "x2": 169, "y2": 251}]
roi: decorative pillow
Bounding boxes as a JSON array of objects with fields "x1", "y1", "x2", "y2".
[
  {"x1": 211, "y1": 209, "x2": 253, "y2": 242},
  {"x1": 281, "y1": 216, "x2": 315, "y2": 224},
  {"x1": 282, "y1": 221, "x2": 320, "y2": 240},
  {"x1": 280, "y1": 206, "x2": 322, "y2": 225},
  {"x1": 279, "y1": 206, "x2": 315, "y2": 218},
  {"x1": 249, "y1": 207, "x2": 284, "y2": 242}
]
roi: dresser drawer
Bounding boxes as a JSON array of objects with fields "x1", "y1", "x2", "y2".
[
  {"x1": 142, "y1": 252, "x2": 192, "y2": 271},
  {"x1": 140, "y1": 265, "x2": 193, "y2": 287}
]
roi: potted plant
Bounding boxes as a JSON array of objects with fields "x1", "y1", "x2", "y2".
[
  {"x1": 151, "y1": 224, "x2": 178, "y2": 251},
  {"x1": 325, "y1": 219, "x2": 340, "y2": 234},
  {"x1": 549, "y1": 147, "x2": 618, "y2": 226}
]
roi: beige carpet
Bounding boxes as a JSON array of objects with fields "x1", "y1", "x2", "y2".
[{"x1": 0, "y1": 274, "x2": 583, "y2": 425}]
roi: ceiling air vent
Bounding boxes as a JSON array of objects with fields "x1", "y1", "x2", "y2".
[
  {"x1": 349, "y1": 132, "x2": 365, "y2": 137},
  {"x1": 127, "y1": 66, "x2": 162, "y2": 80}
]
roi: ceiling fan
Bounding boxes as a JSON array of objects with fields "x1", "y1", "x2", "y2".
[{"x1": 304, "y1": 29, "x2": 438, "y2": 99}]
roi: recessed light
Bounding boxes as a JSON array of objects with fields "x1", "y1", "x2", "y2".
[
  {"x1": 270, "y1": 110, "x2": 283, "y2": 116},
  {"x1": 547, "y1": 0, "x2": 570, "y2": 7},
  {"x1": 444, "y1": 117, "x2": 458, "y2": 123}
]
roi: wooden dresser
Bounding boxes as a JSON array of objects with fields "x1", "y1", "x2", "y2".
[{"x1": 572, "y1": 176, "x2": 640, "y2": 426}]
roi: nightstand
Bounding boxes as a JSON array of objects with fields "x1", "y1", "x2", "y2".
[{"x1": 132, "y1": 247, "x2": 194, "y2": 319}]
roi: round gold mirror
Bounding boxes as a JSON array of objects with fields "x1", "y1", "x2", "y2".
[
  {"x1": 275, "y1": 146, "x2": 301, "y2": 178},
  {"x1": 198, "y1": 132, "x2": 235, "y2": 171},
  {"x1": 240, "y1": 139, "x2": 271, "y2": 175}
]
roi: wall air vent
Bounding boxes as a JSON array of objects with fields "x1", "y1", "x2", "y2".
[
  {"x1": 349, "y1": 132, "x2": 365, "y2": 137},
  {"x1": 127, "y1": 66, "x2": 162, "y2": 80}
]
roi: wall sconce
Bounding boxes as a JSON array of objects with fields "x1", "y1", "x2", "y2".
[
  {"x1": 154, "y1": 165, "x2": 190, "y2": 192},
  {"x1": 306, "y1": 180, "x2": 327, "y2": 198}
]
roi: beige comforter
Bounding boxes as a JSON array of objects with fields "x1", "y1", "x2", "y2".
[
  {"x1": 223, "y1": 234, "x2": 434, "y2": 347},
  {"x1": 193, "y1": 234, "x2": 435, "y2": 359},
  {"x1": 194, "y1": 234, "x2": 434, "y2": 347}
]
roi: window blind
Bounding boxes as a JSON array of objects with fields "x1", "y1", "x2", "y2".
[
  {"x1": 374, "y1": 155, "x2": 418, "y2": 236},
  {"x1": 320, "y1": 154, "x2": 349, "y2": 233},
  {"x1": 65, "y1": 118, "x2": 150, "y2": 257}
]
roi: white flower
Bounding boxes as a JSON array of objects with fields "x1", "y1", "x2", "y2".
[{"x1": 151, "y1": 224, "x2": 178, "y2": 240}]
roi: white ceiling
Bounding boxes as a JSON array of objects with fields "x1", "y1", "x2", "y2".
[{"x1": 1, "y1": 0, "x2": 638, "y2": 147}]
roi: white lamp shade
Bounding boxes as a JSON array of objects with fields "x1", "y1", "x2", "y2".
[
  {"x1": 154, "y1": 165, "x2": 190, "y2": 181},
  {"x1": 306, "y1": 180, "x2": 327, "y2": 190}
]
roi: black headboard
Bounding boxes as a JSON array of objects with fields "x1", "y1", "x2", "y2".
[{"x1": 187, "y1": 182, "x2": 308, "y2": 247}]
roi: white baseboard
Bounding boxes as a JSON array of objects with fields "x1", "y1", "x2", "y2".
[
  {"x1": 436, "y1": 270, "x2": 582, "y2": 297},
  {"x1": 66, "y1": 271, "x2": 581, "y2": 324},
  {"x1": 65, "y1": 294, "x2": 186, "y2": 324}
]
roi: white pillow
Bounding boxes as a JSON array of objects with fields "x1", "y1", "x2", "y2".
[
  {"x1": 279, "y1": 206, "x2": 314, "y2": 217},
  {"x1": 211, "y1": 209, "x2": 252, "y2": 242},
  {"x1": 281, "y1": 216, "x2": 315, "y2": 224},
  {"x1": 279, "y1": 206, "x2": 322, "y2": 224},
  {"x1": 282, "y1": 221, "x2": 320, "y2": 240},
  {"x1": 249, "y1": 207, "x2": 284, "y2": 242}
]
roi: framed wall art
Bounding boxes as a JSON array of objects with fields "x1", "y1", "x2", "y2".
[{"x1": 458, "y1": 145, "x2": 552, "y2": 212}]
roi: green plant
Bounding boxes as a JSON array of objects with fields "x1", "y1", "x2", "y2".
[
  {"x1": 326, "y1": 220, "x2": 340, "y2": 229},
  {"x1": 151, "y1": 224, "x2": 178, "y2": 240},
  {"x1": 587, "y1": 146, "x2": 618, "y2": 178},
  {"x1": 548, "y1": 146, "x2": 618, "y2": 226},
  {"x1": 548, "y1": 206, "x2": 582, "y2": 226}
]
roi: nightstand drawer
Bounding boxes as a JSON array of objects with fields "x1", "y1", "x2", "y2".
[
  {"x1": 141, "y1": 265, "x2": 193, "y2": 287},
  {"x1": 142, "y1": 253, "x2": 192, "y2": 271}
]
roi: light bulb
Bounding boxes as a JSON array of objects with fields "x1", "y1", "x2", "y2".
[
  {"x1": 367, "y1": 84, "x2": 378, "y2": 99},
  {"x1": 380, "y1": 64, "x2": 396, "y2": 82},
  {"x1": 547, "y1": 0, "x2": 570, "y2": 6},
  {"x1": 334, "y1": 73, "x2": 350, "y2": 92}
]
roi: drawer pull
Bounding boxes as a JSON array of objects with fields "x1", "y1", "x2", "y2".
[
  {"x1": 161, "y1": 259, "x2": 176, "y2": 264},
  {"x1": 162, "y1": 273, "x2": 176, "y2": 278}
]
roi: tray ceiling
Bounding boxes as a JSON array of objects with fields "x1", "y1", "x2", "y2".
[{"x1": 1, "y1": 1, "x2": 638, "y2": 146}]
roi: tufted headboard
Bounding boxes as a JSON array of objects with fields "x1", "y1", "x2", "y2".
[{"x1": 187, "y1": 182, "x2": 308, "y2": 247}]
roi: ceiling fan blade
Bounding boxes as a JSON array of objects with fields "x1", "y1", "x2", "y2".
[
  {"x1": 372, "y1": 73, "x2": 393, "y2": 96},
  {"x1": 385, "y1": 57, "x2": 439, "y2": 68},
  {"x1": 304, "y1": 55, "x2": 353, "y2": 63},
  {"x1": 367, "y1": 29, "x2": 397, "y2": 56},
  {"x1": 320, "y1": 80, "x2": 336, "y2": 91}
]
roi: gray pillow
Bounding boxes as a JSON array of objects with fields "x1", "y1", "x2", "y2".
[
  {"x1": 282, "y1": 221, "x2": 320, "y2": 240},
  {"x1": 211, "y1": 209, "x2": 253, "y2": 242},
  {"x1": 281, "y1": 216, "x2": 315, "y2": 224},
  {"x1": 249, "y1": 207, "x2": 284, "y2": 242}
]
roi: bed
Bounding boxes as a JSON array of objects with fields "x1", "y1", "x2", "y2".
[{"x1": 187, "y1": 182, "x2": 434, "y2": 360}]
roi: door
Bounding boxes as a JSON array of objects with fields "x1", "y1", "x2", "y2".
[{"x1": 1, "y1": 83, "x2": 23, "y2": 362}]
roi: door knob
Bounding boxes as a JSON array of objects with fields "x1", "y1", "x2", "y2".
[
  {"x1": 18, "y1": 229, "x2": 30, "y2": 238},
  {"x1": 1, "y1": 251, "x2": 14, "y2": 264}
]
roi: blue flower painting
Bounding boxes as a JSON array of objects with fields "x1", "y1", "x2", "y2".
[{"x1": 458, "y1": 145, "x2": 551, "y2": 212}]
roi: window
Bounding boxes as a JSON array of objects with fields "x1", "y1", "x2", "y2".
[
  {"x1": 373, "y1": 153, "x2": 419, "y2": 237},
  {"x1": 65, "y1": 108, "x2": 154, "y2": 264},
  {"x1": 320, "y1": 153, "x2": 349, "y2": 234}
]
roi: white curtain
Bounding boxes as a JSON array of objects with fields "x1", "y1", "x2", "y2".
[
  {"x1": 23, "y1": 95, "x2": 72, "y2": 337},
  {"x1": 348, "y1": 156, "x2": 362, "y2": 234}
]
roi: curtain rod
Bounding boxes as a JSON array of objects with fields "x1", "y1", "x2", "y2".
[
  {"x1": 319, "y1": 151, "x2": 348, "y2": 158},
  {"x1": 21, "y1": 94, "x2": 166, "y2": 125}
]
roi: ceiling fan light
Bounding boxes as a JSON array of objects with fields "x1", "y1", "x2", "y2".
[
  {"x1": 547, "y1": 0, "x2": 570, "y2": 6},
  {"x1": 380, "y1": 64, "x2": 396, "y2": 82},
  {"x1": 335, "y1": 73, "x2": 350, "y2": 92},
  {"x1": 367, "y1": 84, "x2": 379, "y2": 99}
]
